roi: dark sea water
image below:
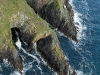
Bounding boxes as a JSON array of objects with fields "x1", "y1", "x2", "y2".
[
  {"x1": 0, "y1": 0, "x2": 100, "y2": 75},
  {"x1": 58, "y1": 0, "x2": 100, "y2": 75}
]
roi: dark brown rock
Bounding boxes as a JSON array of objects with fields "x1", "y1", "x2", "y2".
[
  {"x1": 0, "y1": 47, "x2": 23, "y2": 74},
  {"x1": 26, "y1": 0, "x2": 78, "y2": 42},
  {"x1": 37, "y1": 35, "x2": 76, "y2": 75}
]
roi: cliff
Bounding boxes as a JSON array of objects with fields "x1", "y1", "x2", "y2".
[
  {"x1": 26, "y1": 0, "x2": 78, "y2": 42},
  {"x1": 0, "y1": 0, "x2": 77, "y2": 75}
]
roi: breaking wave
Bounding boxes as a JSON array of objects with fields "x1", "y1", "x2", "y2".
[{"x1": 69, "y1": 0, "x2": 95, "y2": 75}]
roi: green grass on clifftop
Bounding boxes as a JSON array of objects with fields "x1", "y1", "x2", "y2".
[
  {"x1": 0, "y1": 0, "x2": 55, "y2": 50},
  {"x1": 51, "y1": 1, "x2": 60, "y2": 10}
]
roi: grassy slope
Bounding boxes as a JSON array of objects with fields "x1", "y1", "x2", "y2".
[
  {"x1": 0, "y1": 0, "x2": 76, "y2": 74},
  {"x1": 0, "y1": 0, "x2": 52, "y2": 50},
  {"x1": 0, "y1": 0, "x2": 65, "y2": 66},
  {"x1": 0, "y1": 0, "x2": 64, "y2": 59}
]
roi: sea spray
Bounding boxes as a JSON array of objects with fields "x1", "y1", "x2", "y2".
[
  {"x1": 15, "y1": 33, "x2": 40, "y2": 64},
  {"x1": 69, "y1": 0, "x2": 95, "y2": 75},
  {"x1": 69, "y1": 0, "x2": 86, "y2": 74},
  {"x1": 33, "y1": 43, "x2": 58, "y2": 75},
  {"x1": 3, "y1": 59, "x2": 11, "y2": 67},
  {"x1": 10, "y1": 71, "x2": 21, "y2": 75},
  {"x1": 16, "y1": 38, "x2": 21, "y2": 49},
  {"x1": 69, "y1": 0, "x2": 87, "y2": 41},
  {"x1": 15, "y1": 33, "x2": 57, "y2": 75},
  {"x1": 76, "y1": 70, "x2": 84, "y2": 75},
  {"x1": 15, "y1": 36, "x2": 41, "y2": 74},
  {"x1": 0, "y1": 65, "x2": 2, "y2": 71}
]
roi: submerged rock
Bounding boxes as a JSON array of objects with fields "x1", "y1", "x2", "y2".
[{"x1": 0, "y1": 0, "x2": 77, "y2": 75}]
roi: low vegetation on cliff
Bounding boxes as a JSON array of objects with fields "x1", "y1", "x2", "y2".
[{"x1": 0, "y1": 0, "x2": 77, "y2": 75}]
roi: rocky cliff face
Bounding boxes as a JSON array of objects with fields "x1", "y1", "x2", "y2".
[
  {"x1": 37, "y1": 35, "x2": 76, "y2": 75},
  {"x1": 26, "y1": 0, "x2": 78, "y2": 42},
  {"x1": 0, "y1": 0, "x2": 77, "y2": 75}
]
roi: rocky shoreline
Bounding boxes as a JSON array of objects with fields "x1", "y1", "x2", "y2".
[
  {"x1": 26, "y1": 0, "x2": 78, "y2": 42},
  {"x1": 0, "y1": 0, "x2": 77, "y2": 75}
]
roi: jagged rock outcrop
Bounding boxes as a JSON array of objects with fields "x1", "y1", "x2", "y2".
[
  {"x1": 26, "y1": 0, "x2": 78, "y2": 42},
  {"x1": 0, "y1": 0, "x2": 76, "y2": 75},
  {"x1": 0, "y1": 49, "x2": 23, "y2": 73},
  {"x1": 37, "y1": 35, "x2": 76, "y2": 75}
]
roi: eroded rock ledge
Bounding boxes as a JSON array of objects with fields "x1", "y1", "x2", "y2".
[
  {"x1": 26, "y1": 0, "x2": 78, "y2": 42},
  {"x1": 37, "y1": 35, "x2": 76, "y2": 75},
  {"x1": 0, "y1": 0, "x2": 77, "y2": 75},
  {"x1": 0, "y1": 47, "x2": 23, "y2": 73}
]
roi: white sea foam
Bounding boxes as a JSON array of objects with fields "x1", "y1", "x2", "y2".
[
  {"x1": 74, "y1": 11, "x2": 87, "y2": 40},
  {"x1": 3, "y1": 59, "x2": 8, "y2": 64},
  {"x1": 76, "y1": 70, "x2": 84, "y2": 75},
  {"x1": 69, "y1": 0, "x2": 87, "y2": 41},
  {"x1": 21, "y1": 48, "x2": 40, "y2": 64},
  {"x1": 68, "y1": 65, "x2": 74, "y2": 75},
  {"x1": 35, "y1": 51, "x2": 47, "y2": 65},
  {"x1": 33, "y1": 43, "x2": 37, "y2": 52},
  {"x1": 0, "y1": 65, "x2": 2, "y2": 71},
  {"x1": 33, "y1": 43, "x2": 47, "y2": 65},
  {"x1": 52, "y1": 72, "x2": 58, "y2": 75},
  {"x1": 10, "y1": 71, "x2": 21, "y2": 75},
  {"x1": 35, "y1": 50, "x2": 57, "y2": 75},
  {"x1": 64, "y1": 55, "x2": 69, "y2": 61},
  {"x1": 3, "y1": 59, "x2": 10, "y2": 67},
  {"x1": 36, "y1": 65, "x2": 43, "y2": 75},
  {"x1": 22, "y1": 61, "x2": 34, "y2": 75},
  {"x1": 14, "y1": 31, "x2": 56, "y2": 75},
  {"x1": 15, "y1": 37, "x2": 41, "y2": 74},
  {"x1": 16, "y1": 37, "x2": 21, "y2": 49},
  {"x1": 54, "y1": 28, "x2": 73, "y2": 42},
  {"x1": 68, "y1": 0, "x2": 94, "y2": 75},
  {"x1": 15, "y1": 36, "x2": 40, "y2": 64}
]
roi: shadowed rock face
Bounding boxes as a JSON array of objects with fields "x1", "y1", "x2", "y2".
[
  {"x1": 37, "y1": 35, "x2": 76, "y2": 75},
  {"x1": 11, "y1": 27, "x2": 35, "y2": 51},
  {"x1": 26, "y1": 0, "x2": 78, "y2": 42},
  {"x1": 0, "y1": 48, "x2": 23, "y2": 74}
]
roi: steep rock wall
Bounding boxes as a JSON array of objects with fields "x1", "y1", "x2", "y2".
[
  {"x1": 26, "y1": 0, "x2": 78, "y2": 42},
  {"x1": 37, "y1": 35, "x2": 76, "y2": 75}
]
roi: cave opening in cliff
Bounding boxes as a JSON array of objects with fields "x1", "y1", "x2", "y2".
[{"x1": 11, "y1": 27, "x2": 22, "y2": 48}]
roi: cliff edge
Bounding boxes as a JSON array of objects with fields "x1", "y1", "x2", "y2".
[
  {"x1": 26, "y1": 0, "x2": 78, "y2": 42},
  {"x1": 0, "y1": 0, "x2": 77, "y2": 75}
]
